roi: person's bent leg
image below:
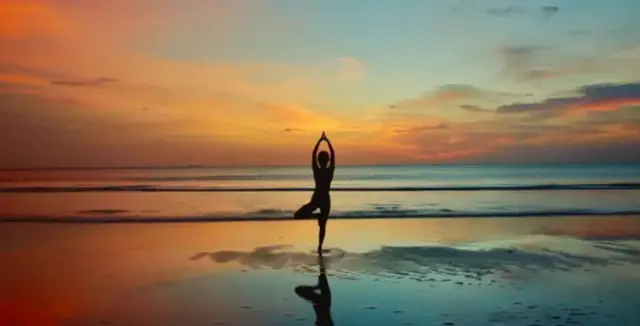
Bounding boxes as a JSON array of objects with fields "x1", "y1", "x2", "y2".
[
  {"x1": 294, "y1": 202, "x2": 316, "y2": 219},
  {"x1": 295, "y1": 286, "x2": 321, "y2": 303}
]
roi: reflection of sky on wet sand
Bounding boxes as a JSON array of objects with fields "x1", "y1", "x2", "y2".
[
  {"x1": 193, "y1": 240, "x2": 640, "y2": 277},
  {"x1": 1, "y1": 216, "x2": 640, "y2": 325}
]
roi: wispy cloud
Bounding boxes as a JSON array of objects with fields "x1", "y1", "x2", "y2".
[
  {"x1": 453, "y1": 4, "x2": 560, "y2": 22},
  {"x1": 50, "y1": 77, "x2": 119, "y2": 87},
  {"x1": 486, "y1": 6, "x2": 525, "y2": 17},
  {"x1": 394, "y1": 123, "x2": 450, "y2": 134},
  {"x1": 497, "y1": 43, "x2": 625, "y2": 83},
  {"x1": 389, "y1": 84, "x2": 481, "y2": 110},
  {"x1": 499, "y1": 46, "x2": 562, "y2": 81},
  {"x1": 0, "y1": 81, "x2": 41, "y2": 94},
  {"x1": 479, "y1": 138, "x2": 640, "y2": 164},
  {"x1": 541, "y1": 6, "x2": 559, "y2": 21},
  {"x1": 459, "y1": 104, "x2": 493, "y2": 113}
]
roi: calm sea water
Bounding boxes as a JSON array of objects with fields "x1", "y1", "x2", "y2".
[{"x1": 1, "y1": 164, "x2": 639, "y2": 221}]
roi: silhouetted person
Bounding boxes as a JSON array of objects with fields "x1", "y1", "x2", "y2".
[
  {"x1": 294, "y1": 132, "x2": 335, "y2": 254},
  {"x1": 294, "y1": 255, "x2": 334, "y2": 326}
]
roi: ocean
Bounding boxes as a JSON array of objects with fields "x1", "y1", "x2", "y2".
[{"x1": 1, "y1": 164, "x2": 639, "y2": 222}]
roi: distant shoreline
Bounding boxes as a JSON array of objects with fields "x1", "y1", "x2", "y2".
[{"x1": 2, "y1": 162, "x2": 640, "y2": 172}]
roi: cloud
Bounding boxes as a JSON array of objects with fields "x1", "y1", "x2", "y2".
[
  {"x1": 500, "y1": 46, "x2": 562, "y2": 81},
  {"x1": 394, "y1": 123, "x2": 450, "y2": 134},
  {"x1": 389, "y1": 85, "x2": 525, "y2": 116},
  {"x1": 394, "y1": 131, "x2": 511, "y2": 161},
  {"x1": 459, "y1": 104, "x2": 493, "y2": 113},
  {"x1": 377, "y1": 81, "x2": 640, "y2": 163},
  {"x1": 0, "y1": 81, "x2": 41, "y2": 94},
  {"x1": 382, "y1": 94, "x2": 640, "y2": 163},
  {"x1": 497, "y1": 82, "x2": 640, "y2": 117},
  {"x1": 456, "y1": 4, "x2": 559, "y2": 22},
  {"x1": 584, "y1": 105, "x2": 640, "y2": 124},
  {"x1": 392, "y1": 117, "x2": 640, "y2": 163},
  {"x1": 2, "y1": 84, "x2": 638, "y2": 167},
  {"x1": 583, "y1": 82, "x2": 640, "y2": 100},
  {"x1": 390, "y1": 84, "x2": 482, "y2": 110},
  {"x1": 436, "y1": 84, "x2": 480, "y2": 97},
  {"x1": 519, "y1": 69, "x2": 562, "y2": 80},
  {"x1": 448, "y1": 105, "x2": 640, "y2": 164},
  {"x1": 542, "y1": 6, "x2": 559, "y2": 21},
  {"x1": 499, "y1": 97, "x2": 578, "y2": 115},
  {"x1": 486, "y1": 6, "x2": 525, "y2": 17},
  {"x1": 0, "y1": 63, "x2": 66, "y2": 80},
  {"x1": 0, "y1": 0, "x2": 316, "y2": 105},
  {"x1": 503, "y1": 46, "x2": 546, "y2": 58},
  {"x1": 498, "y1": 44, "x2": 615, "y2": 82},
  {"x1": 0, "y1": 64, "x2": 129, "y2": 94},
  {"x1": 0, "y1": 91, "x2": 289, "y2": 168},
  {"x1": 474, "y1": 138, "x2": 640, "y2": 164},
  {"x1": 50, "y1": 77, "x2": 119, "y2": 87}
]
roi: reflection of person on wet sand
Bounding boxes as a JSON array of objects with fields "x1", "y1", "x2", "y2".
[
  {"x1": 294, "y1": 132, "x2": 335, "y2": 254},
  {"x1": 294, "y1": 256, "x2": 334, "y2": 326}
]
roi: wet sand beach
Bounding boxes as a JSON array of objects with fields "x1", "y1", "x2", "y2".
[{"x1": 1, "y1": 216, "x2": 640, "y2": 325}]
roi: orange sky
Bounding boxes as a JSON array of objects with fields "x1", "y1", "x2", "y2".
[{"x1": 1, "y1": 0, "x2": 639, "y2": 168}]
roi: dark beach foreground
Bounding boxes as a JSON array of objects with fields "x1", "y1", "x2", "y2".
[{"x1": 1, "y1": 216, "x2": 640, "y2": 325}]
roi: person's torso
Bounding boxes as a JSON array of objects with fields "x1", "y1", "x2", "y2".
[{"x1": 313, "y1": 169, "x2": 333, "y2": 192}]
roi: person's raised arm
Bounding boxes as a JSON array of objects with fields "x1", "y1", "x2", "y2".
[
  {"x1": 325, "y1": 135, "x2": 335, "y2": 171},
  {"x1": 311, "y1": 134, "x2": 323, "y2": 170}
]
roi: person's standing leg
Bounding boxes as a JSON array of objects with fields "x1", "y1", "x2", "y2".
[
  {"x1": 317, "y1": 196, "x2": 331, "y2": 253},
  {"x1": 317, "y1": 218, "x2": 327, "y2": 253}
]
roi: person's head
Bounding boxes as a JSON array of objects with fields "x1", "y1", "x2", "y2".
[{"x1": 317, "y1": 151, "x2": 330, "y2": 168}]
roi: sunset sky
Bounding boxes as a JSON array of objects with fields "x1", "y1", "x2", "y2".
[{"x1": 1, "y1": 0, "x2": 639, "y2": 168}]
